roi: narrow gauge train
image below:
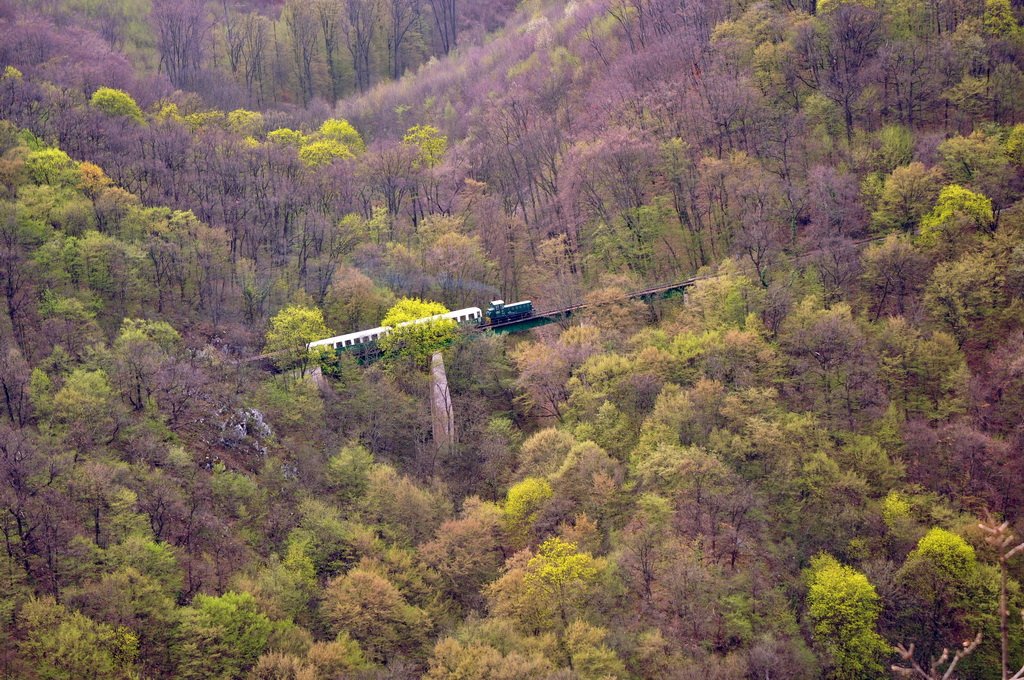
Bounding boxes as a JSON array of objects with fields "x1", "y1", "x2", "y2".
[
  {"x1": 485, "y1": 299, "x2": 533, "y2": 323},
  {"x1": 308, "y1": 299, "x2": 534, "y2": 353}
]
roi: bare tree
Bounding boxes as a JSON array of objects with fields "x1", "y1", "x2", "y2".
[
  {"x1": 151, "y1": 0, "x2": 208, "y2": 89},
  {"x1": 343, "y1": 0, "x2": 379, "y2": 92},
  {"x1": 980, "y1": 514, "x2": 1024, "y2": 680},
  {"x1": 240, "y1": 12, "x2": 270, "y2": 105},
  {"x1": 315, "y1": 0, "x2": 343, "y2": 102},
  {"x1": 892, "y1": 634, "x2": 982, "y2": 680},
  {"x1": 384, "y1": 0, "x2": 420, "y2": 79},
  {"x1": 283, "y1": 0, "x2": 319, "y2": 105},
  {"x1": 427, "y1": 0, "x2": 455, "y2": 55}
]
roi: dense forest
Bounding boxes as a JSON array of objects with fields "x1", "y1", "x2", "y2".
[{"x1": 1, "y1": 0, "x2": 1024, "y2": 677}]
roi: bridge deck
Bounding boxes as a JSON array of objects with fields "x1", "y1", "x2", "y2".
[{"x1": 477, "y1": 274, "x2": 708, "y2": 334}]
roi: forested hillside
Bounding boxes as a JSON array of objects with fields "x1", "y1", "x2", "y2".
[{"x1": 1, "y1": 0, "x2": 1024, "y2": 677}]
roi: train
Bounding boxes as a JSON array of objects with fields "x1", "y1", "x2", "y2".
[{"x1": 308, "y1": 299, "x2": 533, "y2": 353}]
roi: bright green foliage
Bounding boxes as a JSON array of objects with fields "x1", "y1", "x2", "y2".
[
  {"x1": 264, "y1": 305, "x2": 331, "y2": 377},
  {"x1": 871, "y1": 162, "x2": 942, "y2": 232},
  {"x1": 924, "y1": 253, "x2": 1002, "y2": 346},
  {"x1": 89, "y1": 87, "x2": 143, "y2": 122},
  {"x1": 174, "y1": 591, "x2": 273, "y2": 680},
  {"x1": 318, "y1": 118, "x2": 365, "y2": 153},
  {"x1": 3, "y1": 65, "x2": 23, "y2": 80},
  {"x1": 523, "y1": 538, "x2": 599, "y2": 630},
  {"x1": 28, "y1": 367, "x2": 54, "y2": 419},
  {"x1": 298, "y1": 139, "x2": 355, "y2": 166},
  {"x1": 564, "y1": 620, "x2": 627, "y2": 679},
  {"x1": 237, "y1": 542, "x2": 317, "y2": 624},
  {"x1": 25, "y1": 148, "x2": 79, "y2": 187},
  {"x1": 17, "y1": 596, "x2": 139, "y2": 680},
  {"x1": 881, "y1": 491, "x2": 911, "y2": 529},
  {"x1": 326, "y1": 444, "x2": 375, "y2": 502},
  {"x1": 380, "y1": 297, "x2": 450, "y2": 326},
  {"x1": 938, "y1": 131, "x2": 1010, "y2": 192},
  {"x1": 1006, "y1": 124, "x2": 1024, "y2": 165},
  {"x1": 52, "y1": 368, "x2": 116, "y2": 446},
  {"x1": 806, "y1": 554, "x2": 889, "y2": 680},
  {"x1": 116, "y1": 318, "x2": 181, "y2": 351},
  {"x1": 377, "y1": 297, "x2": 458, "y2": 365},
  {"x1": 894, "y1": 528, "x2": 999, "y2": 670},
  {"x1": 503, "y1": 477, "x2": 553, "y2": 545},
  {"x1": 918, "y1": 184, "x2": 994, "y2": 246},
  {"x1": 266, "y1": 127, "x2": 307, "y2": 147},
  {"x1": 909, "y1": 527, "x2": 975, "y2": 578},
  {"x1": 984, "y1": 0, "x2": 1019, "y2": 37},
  {"x1": 404, "y1": 124, "x2": 448, "y2": 168},
  {"x1": 226, "y1": 109, "x2": 264, "y2": 137},
  {"x1": 876, "y1": 124, "x2": 914, "y2": 173},
  {"x1": 323, "y1": 121, "x2": 368, "y2": 154},
  {"x1": 287, "y1": 499, "x2": 366, "y2": 578},
  {"x1": 105, "y1": 535, "x2": 183, "y2": 595}
]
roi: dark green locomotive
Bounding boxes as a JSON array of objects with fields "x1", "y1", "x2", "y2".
[{"x1": 486, "y1": 299, "x2": 533, "y2": 323}]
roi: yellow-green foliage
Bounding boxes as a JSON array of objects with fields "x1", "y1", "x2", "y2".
[
  {"x1": 918, "y1": 184, "x2": 994, "y2": 246},
  {"x1": 403, "y1": 124, "x2": 448, "y2": 168},
  {"x1": 264, "y1": 305, "x2": 332, "y2": 376},
  {"x1": 182, "y1": 110, "x2": 226, "y2": 131},
  {"x1": 503, "y1": 477, "x2": 553, "y2": 545},
  {"x1": 1006, "y1": 124, "x2": 1024, "y2": 165},
  {"x1": 226, "y1": 109, "x2": 264, "y2": 137},
  {"x1": 806, "y1": 554, "x2": 889, "y2": 679},
  {"x1": 267, "y1": 128, "x2": 307, "y2": 147},
  {"x1": 984, "y1": 0, "x2": 1019, "y2": 37},
  {"x1": 908, "y1": 527, "x2": 976, "y2": 578},
  {"x1": 881, "y1": 491, "x2": 911, "y2": 529},
  {"x1": 299, "y1": 139, "x2": 355, "y2": 166},
  {"x1": 318, "y1": 118, "x2": 365, "y2": 153},
  {"x1": 90, "y1": 87, "x2": 143, "y2": 122},
  {"x1": 522, "y1": 538, "x2": 599, "y2": 629},
  {"x1": 377, "y1": 297, "x2": 457, "y2": 365},
  {"x1": 17, "y1": 596, "x2": 140, "y2": 679},
  {"x1": 25, "y1": 148, "x2": 79, "y2": 187}
]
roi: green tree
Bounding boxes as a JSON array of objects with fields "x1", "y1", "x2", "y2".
[
  {"x1": 924, "y1": 253, "x2": 1002, "y2": 347},
  {"x1": 112, "y1": 318, "x2": 181, "y2": 411},
  {"x1": 871, "y1": 162, "x2": 942, "y2": 233},
  {"x1": 322, "y1": 567, "x2": 431, "y2": 663},
  {"x1": 173, "y1": 592, "x2": 274, "y2": 680},
  {"x1": 984, "y1": 0, "x2": 1019, "y2": 37},
  {"x1": 503, "y1": 477, "x2": 553, "y2": 547},
  {"x1": 403, "y1": 124, "x2": 448, "y2": 168},
  {"x1": 318, "y1": 118, "x2": 365, "y2": 153},
  {"x1": 89, "y1": 87, "x2": 143, "y2": 122},
  {"x1": 225, "y1": 109, "x2": 264, "y2": 137},
  {"x1": 267, "y1": 128, "x2": 307, "y2": 147},
  {"x1": 918, "y1": 184, "x2": 994, "y2": 248},
  {"x1": 805, "y1": 554, "x2": 889, "y2": 679},
  {"x1": 25, "y1": 148, "x2": 80, "y2": 187},
  {"x1": 377, "y1": 298, "x2": 458, "y2": 366},
  {"x1": 53, "y1": 368, "x2": 117, "y2": 449},
  {"x1": 18, "y1": 596, "x2": 139, "y2": 680},
  {"x1": 894, "y1": 528, "x2": 1001, "y2": 672},
  {"x1": 298, "y1": 139, "x2": 354, "y2": 166},
  {"x1": 264, "y1": 305, "x2": 331, "y2": 377},
  {"x1": 325, "y1": 444, "x2": 375, "y2": 503},
  {"x1": 522, "y1": 538, "x2": 599, "y2": 632},
  {"x1": 564, "y1": 620, "x2": 627, "y2": 679}
]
